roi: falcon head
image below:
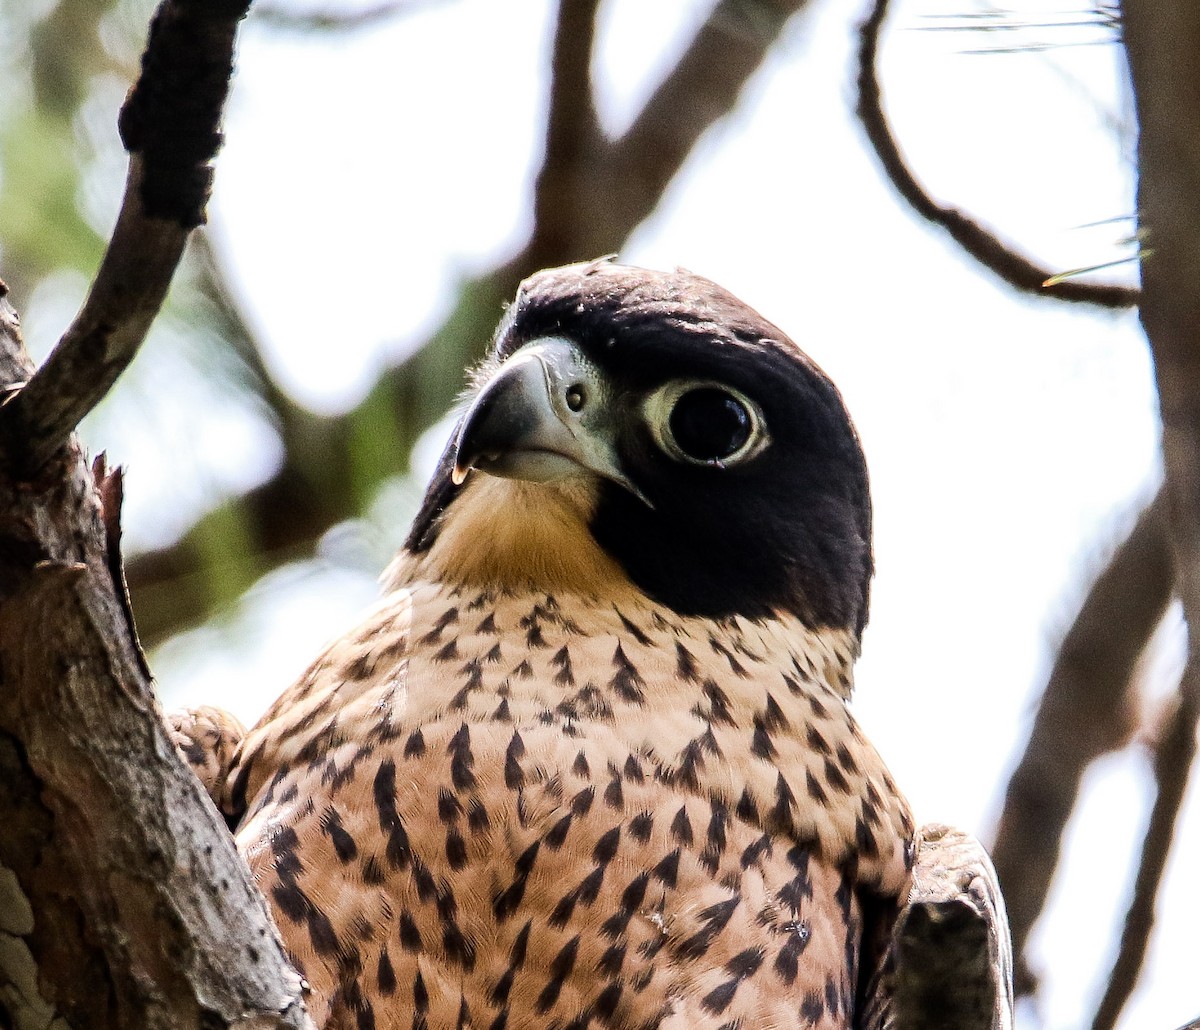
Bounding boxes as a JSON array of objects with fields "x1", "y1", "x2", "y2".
[{"x1": 405, "y1": 260, "x2": 873, "y2": 637}]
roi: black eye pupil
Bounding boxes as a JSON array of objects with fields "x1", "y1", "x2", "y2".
[{"x1": 669, "y1": 388, "x2": 752, "y2": 462}]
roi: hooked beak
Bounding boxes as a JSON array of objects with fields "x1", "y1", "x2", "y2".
[{"x1": 452, "y1": 338, "x2": 651, "y2": 507}]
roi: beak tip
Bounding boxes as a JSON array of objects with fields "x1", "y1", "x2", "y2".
[{"x1": 451, "y1": 463, "x2": 469, "y2": 486}]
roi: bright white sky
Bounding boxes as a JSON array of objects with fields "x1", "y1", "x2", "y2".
[{"x1": 73, "y1": 0, "x2": 1194, "y2": 1026}]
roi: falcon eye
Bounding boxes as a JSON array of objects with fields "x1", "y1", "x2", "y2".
[
  {"x1": 646, "y1": 380, "x2": 770, "y2": 468},
  {"x1": 670, "y1": 389, "x2": 751, "y2": 462}
]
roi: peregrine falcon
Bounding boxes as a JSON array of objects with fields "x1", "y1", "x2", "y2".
[{"x1": 196, "y1": 261, "x2": 918, "y2": 1028}]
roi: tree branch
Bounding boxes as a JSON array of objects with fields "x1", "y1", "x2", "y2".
[
  {"x1": 1090, "y1": 679, "x2": 1198, "y2": 1030},
  {"x1": 0, "y1": 0, "x2": 249, "y2": 477},
  {"x1": 990, "y1": 491, "x2": 1173, "y2": 994},
  {"x1": 527, "y1": 0, "x2": 604, "y2": 262},
  {"x1": 855, "y1": 0, "x2": 1139, "y2": 309}
]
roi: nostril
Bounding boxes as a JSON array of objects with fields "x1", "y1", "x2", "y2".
[{"x1": 565, "y1": 384, "x2": 587, "y2": 412}]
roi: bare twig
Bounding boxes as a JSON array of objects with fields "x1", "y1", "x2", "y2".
[
  {"x1": 95, "y1": 457, "x2": 153, "y2": 682},
  {"x1": 1090, "y1": 680, "x2": 1198, "y2": 1030},
  {"x1": 0, "y1": 0, "x2": 249, "y2": 477},
  {"x1": 990, "y1": 491, "x2": 1172, "y2": 994},
  {"x1": 855, "y1": 0, "x2": 1139, "y2": 309}
]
